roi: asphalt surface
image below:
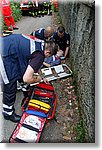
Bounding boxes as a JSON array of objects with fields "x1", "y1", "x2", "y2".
[
  {"x1": 13, "y1": 15, "x2": 55, "y2": 34},
  {"x1": 2, "y1": 15, "x2": 58, "y2": 143}
]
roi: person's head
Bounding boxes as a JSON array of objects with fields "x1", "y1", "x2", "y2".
[
  {"x1": 44, "y1": 26, "x2": 54, "y2": 38},
  {"x1": 57, "y1": 26, "x2": 65, "y2": 38},
  {"x1": 57, "y1": 50, "x2": 63, "y2": 57},
  {"x1": 44, "y1": 41, "x2": 55, "y2": 57}
]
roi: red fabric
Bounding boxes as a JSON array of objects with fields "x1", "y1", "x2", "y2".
[
  {"x1": 2, "y1": 0, "x2": 12, "y2": 16},
  {"x1": 34, "y1": 90, "x2": 54, "y2": 98},
  {"x1": 3, "y1": 15, "x2": 15, "y2": 27},
  {"x1": 10, "y1": 112, "x2": 46, "y2": 143},
  {"x1": 1, "y1": 0, "x2": 16, "y2": 27},
  {"x1": 53, "y1": 0, "x2": 58, "y2": 9},
  {"x1": 35, "y1": 82, "x2": 54, "y2": 91}
]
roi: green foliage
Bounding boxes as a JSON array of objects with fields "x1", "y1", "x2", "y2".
[
  {"x1": 54, "y1": 12, "x2": 63, "y2": 26},
  {"x1": 75, "y1": 119, "x2": 85, "y2": 142},
  {"x1": 10, "y1": 1, "x2": 22, "y2": 22}
]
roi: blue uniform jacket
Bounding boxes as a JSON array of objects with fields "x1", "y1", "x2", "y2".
[
  {"x1": 1, "y1": 34, "x2": 44, "y2": 84},
  {"x1": 52, "y1": 32, "x2": 70, "y2": 51},
  {"x1": 32, "y1": 28, "x2": 46, "y2": 41}
]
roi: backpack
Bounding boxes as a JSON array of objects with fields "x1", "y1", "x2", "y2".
[{"x1": 21, "y1": 82, "x2": 58, "y2": 120}]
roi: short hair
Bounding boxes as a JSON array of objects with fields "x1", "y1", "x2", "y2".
[
  {"x1": 45, "y1": 41, "x2": 55, "y2": 55},
  {"x1": 57, "y1": 26, "x2": 65, "y2": 33}
]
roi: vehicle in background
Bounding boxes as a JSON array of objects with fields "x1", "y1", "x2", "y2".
[
  {"x1": 20, "y1": 0, "x2": 53, "y2": 17},
  {"x1": 20, "y1": 0, "x2": 30, "y2": 15}
]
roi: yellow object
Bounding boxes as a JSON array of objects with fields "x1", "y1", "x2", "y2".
[{"x1": 28, "y1": 99, "x2": 51, "y2": 112}]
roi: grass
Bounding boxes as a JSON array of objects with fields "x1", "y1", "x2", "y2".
[{"x1": 75, "y1": 119, "x2": 85, "y2": 142}]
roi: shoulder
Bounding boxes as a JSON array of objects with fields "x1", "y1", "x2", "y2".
[
  {"x1": 65, "y1": 32, "x2": 70, "y2": 37},
  {"x1": 65, "y1": 32, "x2": 70, "y2": 39},
  {"x1": 37, "y1": 28, "x2": 45, "y2": 33}
]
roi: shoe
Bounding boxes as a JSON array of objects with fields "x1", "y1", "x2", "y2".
[
  {"x1": 13, "y1": 26, "x2": 19, "y2": 30},
  {"x1": 4, "y1": 113, "x2": 21, "y2": 122},
  {"x1": 3, "y1": 30, "x2": 13, "y2": 34}
]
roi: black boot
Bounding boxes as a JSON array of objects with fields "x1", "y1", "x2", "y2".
[{"x1": 4, "y1": 112, "x2": 21, "y2": 123}]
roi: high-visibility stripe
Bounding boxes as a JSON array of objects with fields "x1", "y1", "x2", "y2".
[
  {"x1": 33, "y1": 31, "x2": 35, "y2": 36},
  {"x1": 35, "y1": 0, "x2": 38, "y2": 7},
  {"x1": 38, "y1": 28, "x2": 43, "y2": 33},
  {"x1": 52, "y1": 55, "x2": 55, "y2": 61},
  {"x1": 3, "y1": 110, "x2": 13, "y2": 115},
  {"x1": 0, "y1": 55, "x2": 9, "y2": 84},
  {"x1": 3, "y1": 104, "x2": 13, "y2": 109},
  {"x1": 22, "y1": 34, "x2": 45, "y2": 53},
  {"x1": 30, "y1": 39, "x2": 36, "y2": 54}
]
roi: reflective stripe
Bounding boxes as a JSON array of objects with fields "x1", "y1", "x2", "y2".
[
  {"x1": 30, "y1": 39, "x2": 36, "y2": 54},
  {"x1": 38, "y1": 28, "x2": 43, "y2": 33},
  {"x1": 35, "y1": 0, "x2": 38, "y2": 7},
  {"x1": 52, "y1": 55, "x2": 55, "y2": 61},
  {"x1": 30, "y1": 39, "x2": 44, "y2": 53},
  {"x1": 22, "y1": 34, "x2": 45, "y2": 53},
  {"x1": 3, "y1": 104, "x2": 13, "y2": 109},
  {"x1": 3, "y1": 110, "x2": 13, "y2": 115},
  {"x1": 41, "y1": 41, "x2": 45, "y2": 51},
  {"x1": 0, "y1": 55, "x2": 9, "y2": 84},
  {"x1": 33, "y1": 31, "x2": 35, "y2": 36}
]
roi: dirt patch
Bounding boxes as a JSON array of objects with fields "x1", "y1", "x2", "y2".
[{"x1": 40, "y1": 77, "x2": 80, "y2": 143}]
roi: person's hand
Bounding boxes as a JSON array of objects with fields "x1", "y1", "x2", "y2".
[
  {"x1": 42, "y1": 78, "x2": 50, "y2": 84},
  {"x1": 33, "y1": 74, "x2": 42, "y2": 83}
]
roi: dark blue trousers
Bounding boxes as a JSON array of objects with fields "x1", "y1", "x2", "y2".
[{"x1": 3, "y1": 82, "x2": 17, "y2": 117}]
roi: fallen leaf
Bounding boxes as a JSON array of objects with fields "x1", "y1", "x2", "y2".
[
  {"x1": 45, "y1": 122, "x2": 50, "y2": 128},
  {"x1": 63, "y1": 135, "x2": 71, "y2": 141}
]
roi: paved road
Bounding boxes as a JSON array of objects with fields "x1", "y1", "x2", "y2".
[
  {"x1": 2, "y1": 15, "x2": 58, "y2": 143},
  {"x1": 13, "y1": 15, "x2": 55, "y2": 34}
]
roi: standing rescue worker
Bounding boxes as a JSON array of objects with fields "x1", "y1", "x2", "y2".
[
  {"x1": 1, "y1": 0, "x2": 19, "y2": 31},
  {"x1": 38, "y1": 0, "x2": 45, "y2": 17},
  {"x1": 28, "y1": 0, "x2": 38, "y2": 17},
  {"x1": 0, "y1": 34, "x2": 55, "y2": 122},
  {"x1": 53, "y1": 0, "x2": 58, "y2": 12}
]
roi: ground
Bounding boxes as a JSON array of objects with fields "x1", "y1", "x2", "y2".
[{"x1": 2, "y1": 14, "x2": 80, "y2": 143}]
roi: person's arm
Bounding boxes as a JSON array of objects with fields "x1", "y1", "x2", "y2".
[
  {"x1": 64, "y1": 46, "x2": 70, "y2": 58},
  {"x1": 64, "y1": 33, "x2": 70, "y2": 58},
  {"x1": 43, "y1": 62, "x2": 51, "y2": 68},
  {"x1": 23, "y1": 65, "x2": 41, "y2": 84}
]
